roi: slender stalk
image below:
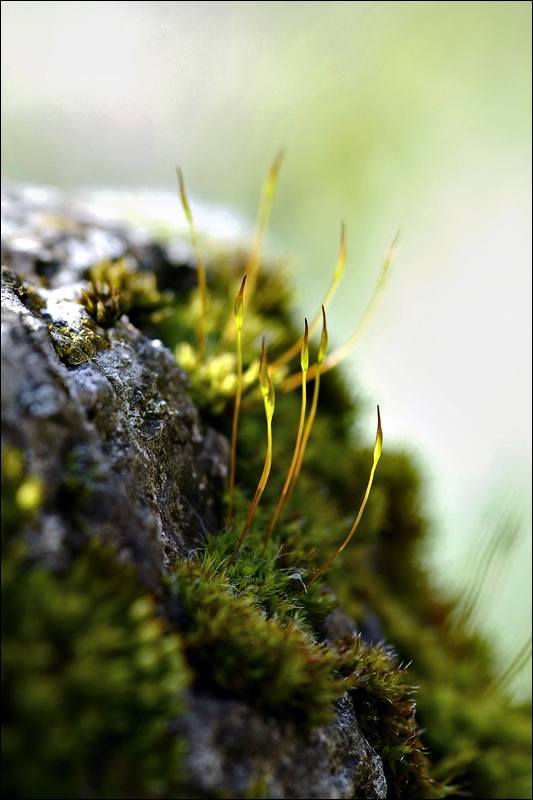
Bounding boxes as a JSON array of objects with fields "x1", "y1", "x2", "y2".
[
  {"x1": 272, "y1": 222, "x2": 345, "y2": 370},
  {"x1": 489, "y1": 635, "x2": 532, "y2": 694},
  {"x1": 262, "y1": 319, "x2": 309, "y2": 552},
  {"x1": 177, "y1": 167, "x2": 208, "y2": 363},
  {"x1": 285, "y1": 307, "x2": 328, "y2": 505},
  {"x1": 220, "y1": 152, "x2": 283, "y2": 344},
  {"x1": 282, "y1": 231, "x2": 400, "y2": 393},
  {"x1": 297, "y1": 406, "x2": 383, "y2": 597},
  {"x1": 451, "y1": 511, "x2": 522, "y2": 633},
  {"x1": 245, "y1": 150, "x2": 285, "y2": 297},
  {"x1": 228, "y1": 337, "x2": 275, "y2": 567},
  {"x1": 226, "y1": 275, "x2": 247, "y2": 528}
]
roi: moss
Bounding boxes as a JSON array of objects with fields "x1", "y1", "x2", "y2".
[
  {"x1": 243, "y1": 772, "x2": 271, "y2": 800},
  {"x1": 79, "y1": 257, "x2": 171, "y2": 328},
  {"x1": 1, "y1": 449, "x2": 191, "y2": 799},
  {"x1": 1, "y1": 446, "x2": 45, "y2": 539},
  {"x1": 336, "y1": 637, "x2": 451, "y2": 799},
  {"x1": 169, "y1": 531, "x2": 451, "y2": 796},
  {"x1": 14, "y1": 280, "x2": 48, "y2": 316},
  {"x1": 4, "y1": 268, "x2": 111, "y2": 367},
  {"x1": 146, "y1": 235, "x2": 530, "y2": 798},
  {"x1": 168, "y1": 503, "x2": 451, "y2": 796},
  {"x1": 170, "y1": 527, "x2": 457, "y2": 796},
  {"x1": 175, "y1": 551, "x2": 344, "y2": 727}
]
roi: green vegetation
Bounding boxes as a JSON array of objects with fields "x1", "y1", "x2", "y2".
[
  {"x1": 2, "y1": 448, "x2": 191, "y2": 799},
  {"x1": 175, "y1": 550, "x2": 343, "y2": 727},
  {"x1": 336, "y1": 636, "x2": 447, "y2": 799},
  {"x1": 79, "y1": 257, "x2": 169, "y2": 329}
]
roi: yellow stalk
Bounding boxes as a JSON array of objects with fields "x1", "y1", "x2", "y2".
[
  {"x1": 226, "y1": 275, "x2": 247, "y2": 528},
  {"x1": 177, "y1": 166, "x2": 208, "y2": 363},
  {"x1": 297, "y1": 407, "x2": 383, "y2": 597},
  {"x1": 244, "y1": 150, "x2": 284, "y2": 296},
  {"x1": 282, "y1": 231, "x2": 400, "y2": 393},
  {"x1": 262, "y1": 319, "x2": 309, "y2": 552},
  {"x1": 272, "y1": 222, "x2": 345, "y2": 370},
  {"x1": 221, "y1": 151, "x2": 284, "y2": 345},
  {"x1": 286, "y1": 307, "x2": 328, "y2": 504},
  {"x1": 228, "y1": 337, "x2": 275, "y2": 567}
]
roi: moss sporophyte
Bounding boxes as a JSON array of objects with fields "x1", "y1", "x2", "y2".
[{"x1": 176, "y1": 158, "x2": 390, "y2": 579}]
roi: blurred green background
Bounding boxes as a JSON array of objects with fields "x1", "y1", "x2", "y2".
[{"x1": 2, "y1": 1, "x2": 531, "y2": 698}]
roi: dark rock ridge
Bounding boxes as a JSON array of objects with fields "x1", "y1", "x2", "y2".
[{"x1": 1, "y1": 183, "x2": 387, "y2": 799}]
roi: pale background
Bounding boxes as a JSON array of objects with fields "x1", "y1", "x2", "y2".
[{"x1": 2, "y1": 1, "x2": 531, "y2": 698}]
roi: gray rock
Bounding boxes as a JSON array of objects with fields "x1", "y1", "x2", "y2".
[
  {"x1": 173, "y1": 691, "x2": 387, "y2": 799},
  {"x1": 1, "y1": 184, "x2": 387, "y2": 799},
  {"x1": 1, "y1": 184, "x2": 228, "y2": 585}
]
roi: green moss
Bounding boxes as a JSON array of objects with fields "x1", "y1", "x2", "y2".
[
  {"x1": 336, "y1": 636, "x2": 453, "y2": 799},
  {"x1": 168, "y1": 506, "x2": 452, "y2": 796},
  {"x1": 14, "y1": 280, "x2": 47, "y2": 316},
  {"x1": 48, "y1": 320, "x2": 102, "y2": 365},
  {"x1": 3, "y1": 270, "x2": 107, "y2": 366},
  {"x1": 163, "y1": 253, "x2": 294, "y2": 414},
  {"x1": 170, "y1": 531, "x2": 452, "y2": 795},
  {"x1": 147, "y1": 240, "x2": 531, "y2": 798},
  {"x1": 175, "y1": 551, "x2": 344, "y2": 726},
  {"x1": 1, "y1": 446, "x2": 45, "y2": 539},
  {"x1": 79, "y1": 257, "x2": 171, "y2": 328},
  {"x1": 1, "y1": 450, "x2": 191, "y2": 799}
]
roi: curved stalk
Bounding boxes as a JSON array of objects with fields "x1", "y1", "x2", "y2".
[
  {"x1": 245, "y1": 149, "x2": 284, "y2": 297},
  {"x1": 228, "y1": 337, "x2": 275, "y2": 566},
  {"x1": 272, "y1": 223, "x2": 345, "y2": 370},
  {"x1": 285, "y1": 307, "x2": 328, "y2": 505},
  {"x1": 221, "y1": 152, "x2": 284, "y2": 344},
  {"x1": 297, "y1": 406, "x2": 383, "y2": 597},
  {"x1": 283, "y1": 231, "x2": 400, "y2": 393},
  {"x1": 226, "y1": 275, "x2": 247, "y2": 528},
  {"x1": 177, "y1": 167, "x2": 208, "y2": 363},
  {"x1": 262, "y1": 319, "x2": 309, "y2": 552}
]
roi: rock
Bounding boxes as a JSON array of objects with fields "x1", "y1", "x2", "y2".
[
  {"x1": 173, "y1": 691, "x2": 387, "y2": 799},
  {"x1": 1, "y1": 184, "x2": 229, "y2": 586},
  {"x1": 1, "y1": 183, "x2": 387, "y2": 799}
]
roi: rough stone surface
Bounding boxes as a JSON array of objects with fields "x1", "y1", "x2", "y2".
[
  {"x1": 1, "y1": 184, "x2": 387, "y2": 799},
  {"x1": 1, "y1": 184, "x2": 229, "y2": 586},
  {"x1": 173, "y1": 691, "x2": 387, "y2": 799}
]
